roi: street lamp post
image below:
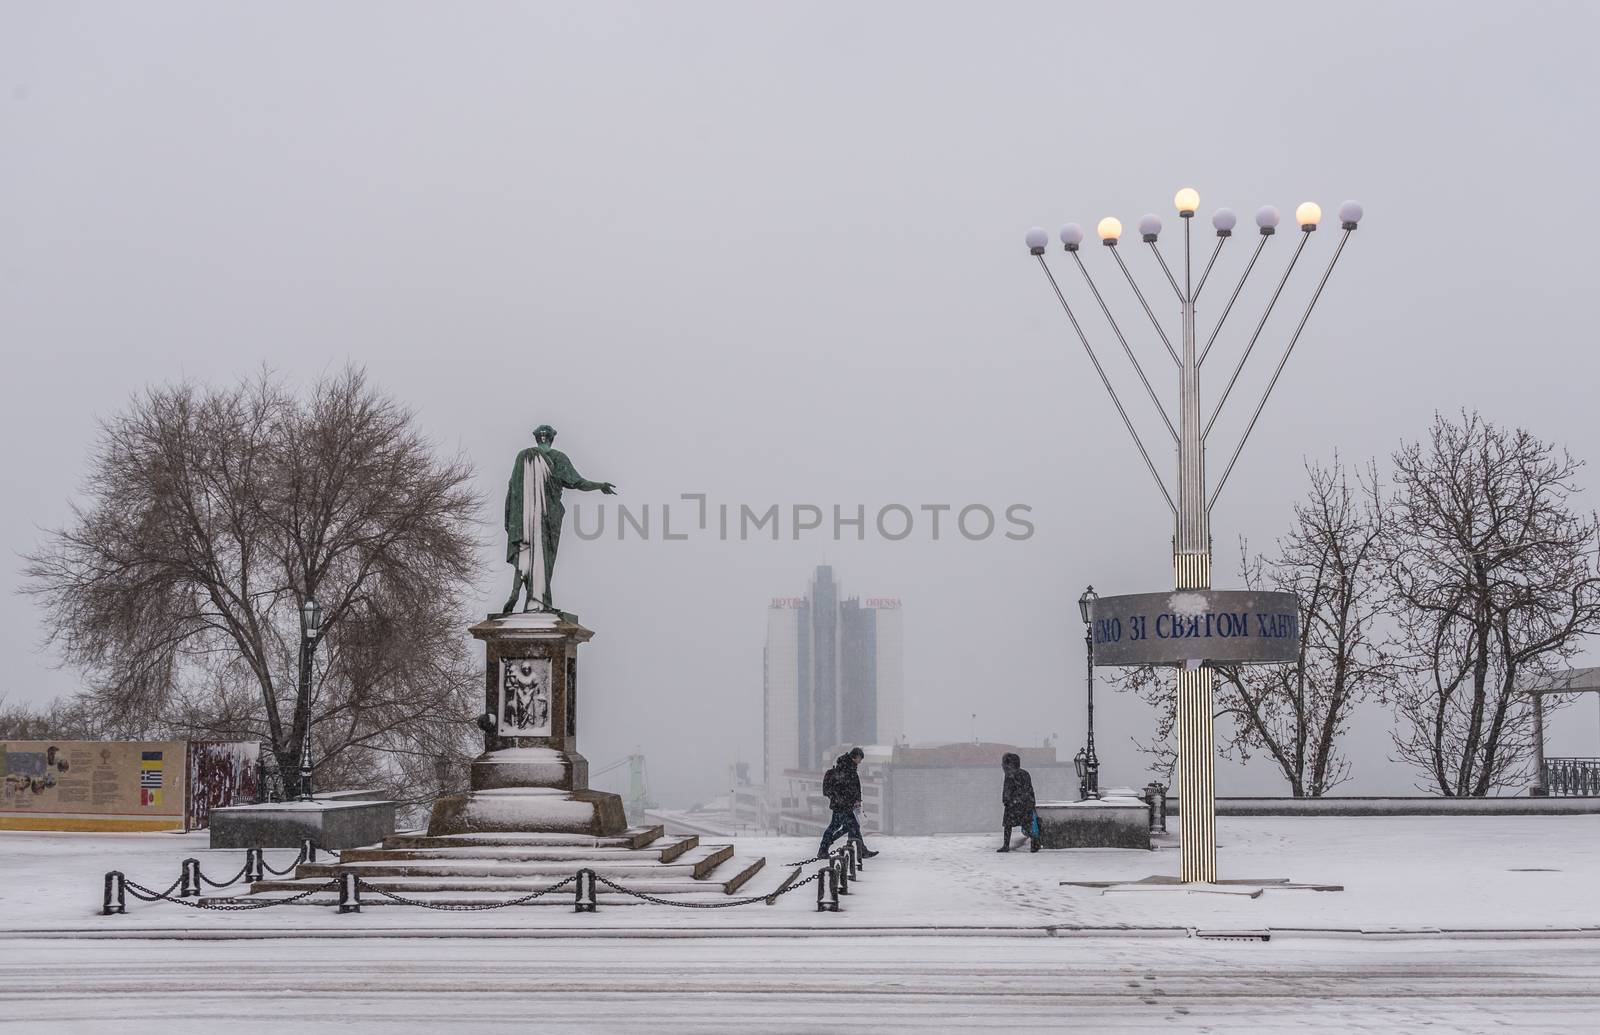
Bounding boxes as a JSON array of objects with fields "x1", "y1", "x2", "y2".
[
  {"x1": 1077, "y1": 585, "x2": 1100, "y2": 800},
  {"x1": 1025, "y1": 189, "x2": 1361, "y2": 883},
  {"x1": 298, "y1": 597, "x2": 324, "y2": 802}
]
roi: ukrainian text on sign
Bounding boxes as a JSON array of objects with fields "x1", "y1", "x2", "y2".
[{"x1": 1086, "y1": 590, "x2": 1300, "y2": 666}]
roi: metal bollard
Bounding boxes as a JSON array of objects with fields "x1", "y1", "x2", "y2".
[
  {"x1": 102, "y1": 871, "x2": 126, "y2": 915},
  {"x1": 573, "y1": 869, "x2": 598, "y2": 913},
  {"x1": 1143, "y1": 782, "x2": 1169, "y2": 833},
  {"x1": 833, "y1": 857, "x2": 850, "y2": 896},
  {"x1": 244, "y1": 847, "x2": 265, "y2": 883},
  {"x1": 301, "y1": 838, "x2": 317, "y2": 863},
  {"x1": 851, "y1": 839, "x2": 865, "y2": 871},
  {"x1": 338, "y1": 873, "x2": 361, "y2": 913},
  {"x1": 180, "y1": 858, "x2": 201, "y2": 898},
  {"x1": 815, "y1": 865, "x2": 839, "y2": 912},
  {"x1": 845, "y1": 845, "x2": 859, "y2": 881}
]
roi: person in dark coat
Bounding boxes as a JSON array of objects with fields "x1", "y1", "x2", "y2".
[
  {"x1": 998, "y1": 752, "x2": 1040, "y2": 852},
  {"x1": 816, "y1": 748, "x2": 880, "y2": 859}
]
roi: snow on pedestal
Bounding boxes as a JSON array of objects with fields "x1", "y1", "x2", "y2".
[{"x1": 427, "y1": 613, "x2": 626, "y2": 836}]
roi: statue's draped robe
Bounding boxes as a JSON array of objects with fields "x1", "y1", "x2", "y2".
[{"x1": 504, "y1": 446, "x2": 604, "y2": 607}]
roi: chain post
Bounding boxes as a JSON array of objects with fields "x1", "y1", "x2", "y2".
[
  {"x1": 102, "y1": 871, "x2": 126, "y2": 915},
  {"x1": 574, "y1": 868, "x2": 598, "y2": 913},
  {"x1": 244, "y1": 848, "x2": 264, "y2": 883},
  {"x1": 844, "y1": 845, "x2": 858, "y2": 881},
  {"x1": 816, "y1": 865, "x2": 839, "y2": 912},
  {"x1": 180, "y1": 859, "x2": 201, "y2": 898},
  {"x1": 301, "y1": 838, "x2": 316, "y2": 863},
  {"x1": 832, "y1": 857, "x2": 850, "y2": 896},
  {"x1": 338, "y1": 873, "x2": 362, "y2": 913},
  {"x1": 851, "y1": 839, "x2": 864, "y2": 871}
]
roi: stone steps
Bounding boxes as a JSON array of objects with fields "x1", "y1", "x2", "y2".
[
  {"x1": 338, "y1": 835, "x2": 699, "y2": 865},
  {"x1": 202, "y1": 826, "x2": 768, "y2": 906},
  {"x1": 296, "y1": 843, "x2": 734, "y2": 881},
  {"x1": 231, "y1": 855, "x2": 767, "y2": 900},
  {"x1": 381, "y1": 826, "x2": 665, "y2": 851}
]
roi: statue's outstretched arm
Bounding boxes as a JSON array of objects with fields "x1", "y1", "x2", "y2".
[{"x1": 557, "y1": 454, "x2": 617, "y2": 494}]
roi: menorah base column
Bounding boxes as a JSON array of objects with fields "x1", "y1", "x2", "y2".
[{"x1": 1175, "y1": 664, "x2": 1218, "y2": 883}]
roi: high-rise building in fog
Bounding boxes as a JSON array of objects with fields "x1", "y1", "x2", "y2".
[{"x1": 763, "y1": 566, "x2": 902, "y2": 791}]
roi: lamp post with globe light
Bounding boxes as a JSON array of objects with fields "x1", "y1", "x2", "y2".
[
  {"x1": 1077, "y1": 585, "x2": 1100, "y2": 800},
  {"x1": 1024, "y1": 189, "x2": 1361, "y2": 883},
  {"x1": 297, "y1": 597, "x2": 323, "y2": 802}
]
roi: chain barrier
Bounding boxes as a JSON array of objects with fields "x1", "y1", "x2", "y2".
[
  {"x1": 111, "y1": 874, "x2": 340, "y2": 911},
  {"x1": 101, "y1": 839, "x2": 337, "y2": 913},
  {"x1": 259, "y1": 846, "x2": 308, "y2": 877},
  {"x1": 121, "y1": 874, "x2": 184, "y2": 904},
  {"x1": 786, "y1": 839, "x2": 868, "y2": 869},
  {"x1": 102, "y1": 840, "x2": 872, "y2": 915},
  {"x1": 197, "y1": 860, "x2": 253, "y2": 888},
  {"x1": 354, "y1": 875, "x2": 580, "y2": 912},
  {"x1": 588, "y1": 869, "x2": 827, "y2": 909}
]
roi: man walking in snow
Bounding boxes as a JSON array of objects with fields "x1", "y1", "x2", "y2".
[
  {"x1": 816, "y1": 748, "x2": 880, "y2": 860},
  {"x1": 998, "y1": 751, "x2": 1041, "y2": 852}
]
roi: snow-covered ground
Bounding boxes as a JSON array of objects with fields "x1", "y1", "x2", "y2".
[
  {"x1": 3, "y1": 817, "x2": 1598, "y2": 1031},
  {"x1": 3, "y1": 815, "x2": 1595, "y2": 933},
  {"x1": 5, "y1": 934, "x2": 1597, "y2": 1033}
]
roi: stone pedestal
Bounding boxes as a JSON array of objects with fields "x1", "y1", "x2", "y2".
[
  {"x1": 427, "y1": 612, "x2": 626, "y2": 836},
  {"x1": 1035, "y1": 791, "x2": 1152, "y2": 850},
  {"x1": 209, "y1": 798, "x2": 397, "y2": 850}
]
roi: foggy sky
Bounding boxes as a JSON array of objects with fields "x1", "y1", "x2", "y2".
[{"x1": 3, "y1": 1, "x2": 1598, "y2": 805}]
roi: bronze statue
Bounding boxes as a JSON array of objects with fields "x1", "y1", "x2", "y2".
[{"x1": 502, "y1": 425, "x2": 616, "y2": 613}]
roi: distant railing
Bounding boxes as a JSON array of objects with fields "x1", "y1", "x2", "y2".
[{"x1": 1543, "y1": 758, "x2": 1600, "y2": 797}]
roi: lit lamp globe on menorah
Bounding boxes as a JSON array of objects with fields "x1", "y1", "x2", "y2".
[{"x1": 1024, "y1": 188, "x2": 1363, "y2": 884}]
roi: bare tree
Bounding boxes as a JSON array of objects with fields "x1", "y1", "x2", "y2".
[
  {"x1": 0, "y1": 694, "x2": 103, "y2": 741},
  {"x1": 1113, "y1": 459, "x2": 1390, "y2": 796},
  {"x1": 1382, "y1": 411, "x2": 1600, "y2": 795},
  {"x1": 1217, "y1": 460, "x2": 1389, "y2": 795},
  {"x1": 23, "y1": 368, "x2": 483, "y2": 803}
]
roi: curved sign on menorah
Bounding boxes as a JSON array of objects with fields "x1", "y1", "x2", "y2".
[{"x1": 1086, "y1": 590, "x2": 1300, "y2": 667}]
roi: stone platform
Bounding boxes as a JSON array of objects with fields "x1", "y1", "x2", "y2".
[
  {"x1": 207, "y1": 797, "x2": 397, "y2": 850},
  {"x1": 1036, "y1": 794, "x2": 1152, "y2": 850},
  {"x1": 205, "y1": 825, "x2": 768, "y2": 906}
]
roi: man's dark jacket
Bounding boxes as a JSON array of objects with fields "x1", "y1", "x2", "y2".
[{"x1": 824, "y1": 754, "x2": 860, "y2": 811}]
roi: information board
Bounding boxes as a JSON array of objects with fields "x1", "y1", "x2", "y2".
[{"x1": 0, "y1": 740, "x2": 188, "y2": 831}]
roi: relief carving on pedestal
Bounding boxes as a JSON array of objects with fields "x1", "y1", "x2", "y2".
[{"x1": 500, "y1": 657, "x2": 552, "y2": 736}]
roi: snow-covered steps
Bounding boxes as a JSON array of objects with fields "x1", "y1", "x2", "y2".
[
  {"x1": 294, "y1": 843, "x2": 735, "y2": 881},
  {"x1": 337, "y1": 835, "x2": 701, "y2": 865},
  {"x1": 242, "y1": 859, "x2": 768, "y2": 900},
  {"x1": 381, "y1": 825, "x2": 667, "y2": 851},
  {"x1": 201, "y1": 825, "x2": 767, "y2": 907}
]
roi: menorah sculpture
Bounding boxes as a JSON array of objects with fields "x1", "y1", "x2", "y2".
[{"x1": 1024, "y1": 188, "x2": 1362, "y2": 883}]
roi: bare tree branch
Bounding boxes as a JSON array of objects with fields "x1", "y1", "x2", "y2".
[
  {"x1": 1381, "y1": 411, "x2": 1600, "y2": 795},
  {"x1": 21, "y1": 367, "x2": 485, "y2": 805}
]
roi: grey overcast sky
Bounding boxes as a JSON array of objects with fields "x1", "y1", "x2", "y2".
[{"x1": 3, "y1": 1, "x2": 1598, "y2": 804}]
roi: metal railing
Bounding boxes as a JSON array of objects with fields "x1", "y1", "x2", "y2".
[{"x1": 1543, "y1": 758, "x2": 1600, "y2": 797}]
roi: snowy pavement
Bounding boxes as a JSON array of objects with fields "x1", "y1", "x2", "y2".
[
  {"x1": 3, "y1": 815, "x2": 1596, "y2": 934},
  {"x1": 3, "y1": 817, "x2": 1599, "y2": 1031},
  {"x1": 3, "y1": 935, "x2": 1597, "y2": 1032}
]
